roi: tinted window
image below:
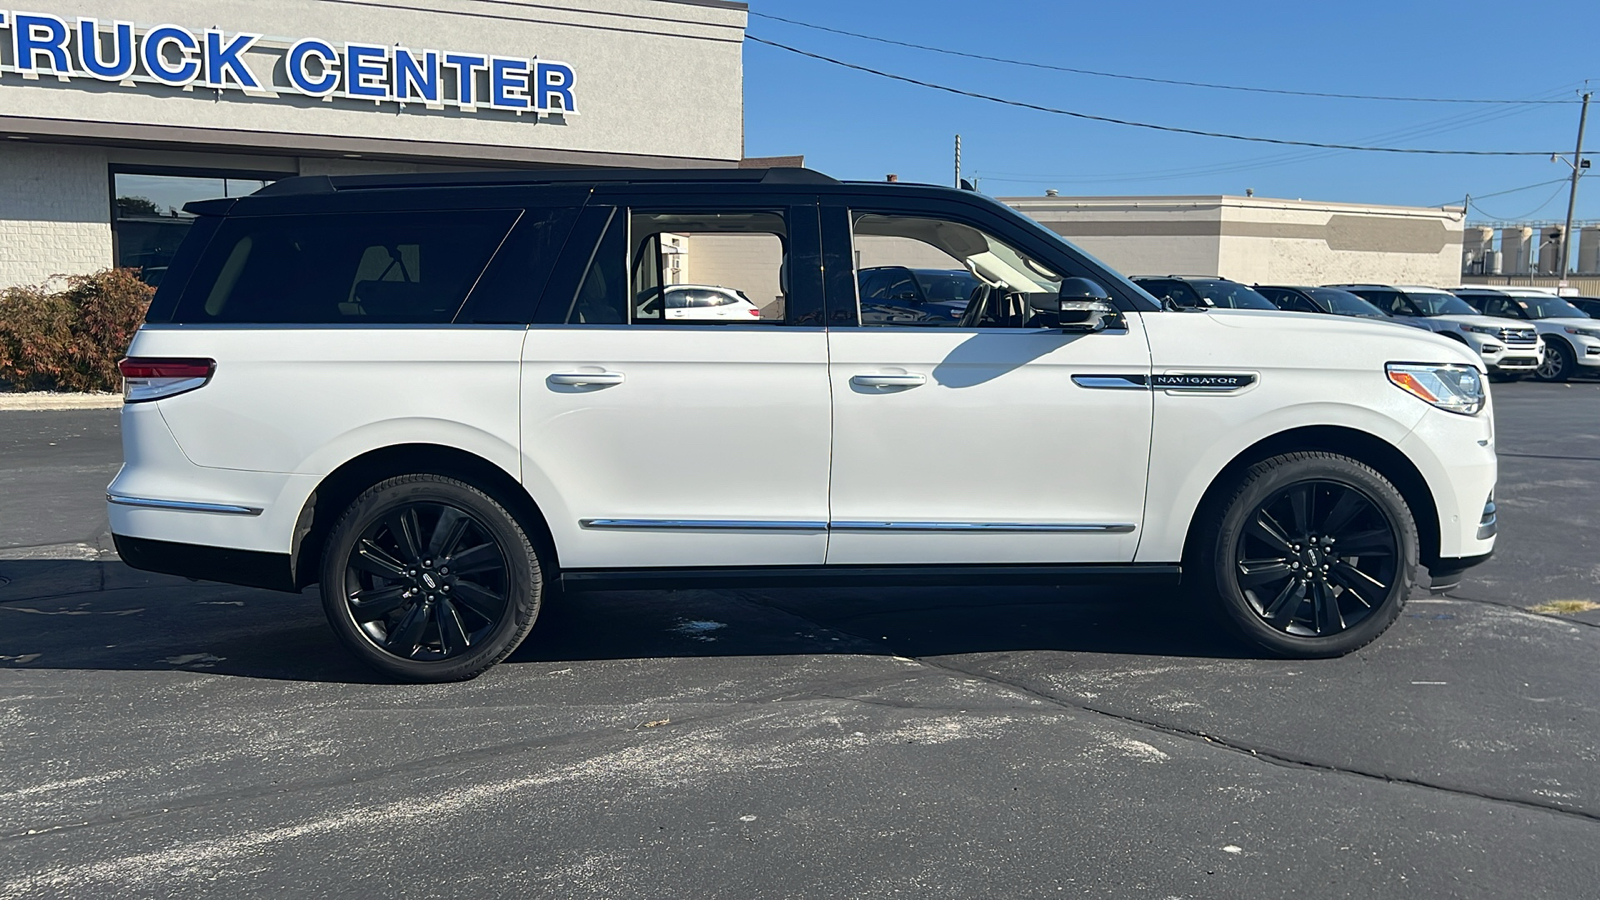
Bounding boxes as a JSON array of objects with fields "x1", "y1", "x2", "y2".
[
  {"x1": 1257, "y1": 287, "x2": 1314, "y2": 312},
  {"x1": 174, "y1": 210, "x2": 518, "y2": 324},
  {"x1": 1305, "y1": 288, "x2": 1387, "y2": 318},
  {"x1": 457, "y1": 208, "x2": 580, "y2": 323},
  {"x1": 1512, "y1": 295, "x2": 1586, "y2": 319},
  {"x1": 1404, "y1": 291, "x2": 1477, "y2": 316},
  {"x1": 1188, "y1": 280, "x2": 1277, "y2": 310},
  {"x1": 1347, "y1": 290, "x2": 1413, "y2": 316},
  {"x1": 1136, "y1": 280, "x2": 1202, "y2": 308},
  {"x1": 113, "y1": 171, "x2": 277, "y2": 286}
]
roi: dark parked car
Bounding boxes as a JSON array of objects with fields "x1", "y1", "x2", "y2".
[
  {"x1": 1131, "y1": 276, "x2": 1278, "y2": 311},
  {"x1": 1255, "y1": 286, "x2": 1390, "y2": 319},
  {"x1": 1566, "y1": 297, "x2": 1600, "y2": 318},
  {"x1": 857, "y1": 266, "x2": 981, "y2": 325}
]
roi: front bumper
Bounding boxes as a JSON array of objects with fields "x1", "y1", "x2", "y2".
[{"x1": 1465, "y1": 333, "x2": 1541, "y2": 372}]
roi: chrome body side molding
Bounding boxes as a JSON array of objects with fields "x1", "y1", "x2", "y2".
[
  {"x1": 106, "y1": 493, "x2": 264, "y2": 516},
  {"x1": 580, "y1": 518, "x2": 828, "y2": 531},
  {"x1": 829, "y1": 521, "x2": 1137, "y2": 533}
]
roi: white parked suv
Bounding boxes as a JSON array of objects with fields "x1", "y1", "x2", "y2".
[
  {"x1": 1451, "y1": 287, "x2": 1600, "y2": 382},
  {"x1": 109, "y1": 169, "x2": 1498, "y2": 681},
  {"x1": 1329, "y1": 284, "x2": 1543, "y2": 378}
]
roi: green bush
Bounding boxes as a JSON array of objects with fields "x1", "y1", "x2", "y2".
[{"x1": 0, "y1": 269, "x2": 154, "y2": 392}]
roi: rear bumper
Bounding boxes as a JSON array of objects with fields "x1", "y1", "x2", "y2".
[{"x1": 112, "y1": 534, "x2": 298, "y2": 593}]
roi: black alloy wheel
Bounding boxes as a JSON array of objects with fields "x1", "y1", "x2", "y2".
[
  {"x1": 345, "y1": 503, "x2": 508, "y2": 660},
  {"x1": 1234, "y1": 481, "x2": 1397, "y2": 638},
  {"x1": 1536, "y1": 337, "x2": 1574, "y2": 382},
  {"x1": 1204, "y1": 452, "x2": 1417, "y2": 658},
  {"x1": 321, "y1": 475, "x2": 542, "y2": 682}
]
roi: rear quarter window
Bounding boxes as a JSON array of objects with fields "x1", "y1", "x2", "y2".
[{"x1": 171, "y1": 210, "x2": 519, "y2": 324}]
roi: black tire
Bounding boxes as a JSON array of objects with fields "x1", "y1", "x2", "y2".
[
  {"x1": 320, "y1": 475, "x2": 542, "y2": 682},
  {"x1": 1535, "y1": 337, "x2": 1575, "y2": 382},
  {"x1": 1196, "y1": 452, "x2": 1418, "y2": 658}
]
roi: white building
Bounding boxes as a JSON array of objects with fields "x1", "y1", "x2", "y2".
[
  {"x1": 0, "y1": 0, "x2": 747, "y2": 288},
  {"x1": 1003, "y1": 194, "x2": 1465, "y2": 288}
]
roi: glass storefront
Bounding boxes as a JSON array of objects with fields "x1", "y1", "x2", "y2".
[{"x1": 112, "y1": 171, "x2": 276, "y2": 285}]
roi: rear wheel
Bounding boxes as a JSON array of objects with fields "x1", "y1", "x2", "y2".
[
  {"x1": 1536, "y1": 337, "x2": 1574, "y2": 382},
  {"x1": 320, "y1": 475, "x2": 542, "y2": 682},
  {"x1": 1199, "y1": 452, "x2": 1417, "y2": 658}
]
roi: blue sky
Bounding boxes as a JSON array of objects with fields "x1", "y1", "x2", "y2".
[{"x1": 741, "y1": 0, "x2": 1596, "y2": 221}]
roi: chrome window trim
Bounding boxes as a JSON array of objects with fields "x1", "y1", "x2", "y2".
[
  {"x1": 1071, "y1": 374, "x2": 1150, "y2": 390},
  {"x1": 828, "y1": 521, "x2": 1137, "y2": 533},
  {"x1": 107, "y1": 494, "x2": 264, "y2": 516},
  {"x1": 580, "y1": 518, "x2": 828, "y2": 531}
]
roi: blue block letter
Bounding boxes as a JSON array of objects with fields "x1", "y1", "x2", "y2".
[
  {"x1": 489, "y1": 57, "x2": 529, "y2": 109},
  {"x1": 444, "y1": 52, "x2": 487, "y2": 107},
  {"x1": 287, "y1": 39, "x2": 340, "y2": 96},
  {"x1": 77, "y1": 18, "x2": 136, "y2": 81},
  {"x1": 142, "y1": 24, "x2": 201, "y2": 86},
  {"x1": 536, "y1": 61, "x2": 576, "y2": 113},
  {"x1": 205, "y1": 30, "x2": 262, "y2": 89},
  {"x1": 14, "y1": 13, "x2": 70, "y2": 73},
  {"x1": 395, "y1": 47, "x2": 439, "y2": 102}
]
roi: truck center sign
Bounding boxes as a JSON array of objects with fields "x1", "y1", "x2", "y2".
[{"x1": 0, "y1": 10, "x2": 577, "y2": 114}]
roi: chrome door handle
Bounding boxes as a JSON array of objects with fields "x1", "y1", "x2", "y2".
[
  {"x1": 548, "y1": 372, "x2": 624, "y2": 387},
  {"x1": 851, "y1": 373, "x2": 926, "y2": 388}
]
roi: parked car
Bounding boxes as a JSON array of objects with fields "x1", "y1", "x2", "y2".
[
  {"x1": 1328, "y1": 284, "x2": 1541, "y2": 379},
  {"x1": 1565, "y1": 297, "x2": 1600, "y2": 319},
  {"x1": 1254, "y1": 286, "x2": 1390, "y2": 320},
  {"x1": 1451, "y1": 287, "x2": 1600, "y2": 382},
  {"x1": 1131, "y1": 276, "x2": 1279, "y2": 310},
  {"x1": 110, "y1": 168, "x2": 1496, "y2": 681},
  {"x1": 856, "y1": 266, "x2": 980, "y2": 325},
  {"x1": 638, "y1": 284, "x2": 763, "y2": 321}
]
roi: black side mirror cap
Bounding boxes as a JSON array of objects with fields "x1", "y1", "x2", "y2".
[{"x1": 1056, "y1": 278, "x2": 1119, "y2": 332}]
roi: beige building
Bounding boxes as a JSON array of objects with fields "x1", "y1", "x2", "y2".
[
  {"x1": 1003, "y1": 194, "x2": 1465, "y2": 288},
  {"x1": 0, "y1": 0, "x2": 747, "y2": 288}
]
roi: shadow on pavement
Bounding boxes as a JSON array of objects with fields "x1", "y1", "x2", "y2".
[{"x1": 0, "y1": 558, "x2": 1261, "y2": 684}]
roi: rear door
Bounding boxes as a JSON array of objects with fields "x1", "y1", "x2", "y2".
[{"x1": 519, "y1": 192, "x2": 833, "y2": 569}]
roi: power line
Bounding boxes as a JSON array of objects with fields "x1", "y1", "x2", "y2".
[
  {"x1": 1469, "y1": 183, "x2": 1570, "y2": 220},
  {"x1": 750, "y1": 12, "x2": 1580, "y2": 106},
  {"x1": 747, "y1": 36, "x2": 1566, "y2": 156},
  {"x1": 1428, "y1": 177, "x2": 1570, "y2": 208}
]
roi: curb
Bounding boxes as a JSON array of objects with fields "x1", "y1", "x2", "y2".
[{"x1": 0, "y1": 392, "x2": 122, "y2": 411}]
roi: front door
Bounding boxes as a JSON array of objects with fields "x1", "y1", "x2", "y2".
[
  {"x1": 822, "y1": 204, "x2": 1154, "y2": 565},
  {"x1": 520, "y1": 200, "x2": 833, "y2": 570}
]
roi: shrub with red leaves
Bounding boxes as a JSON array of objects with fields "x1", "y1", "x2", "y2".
[{"x1": 0, "y1": 269, "x2": 154, "y2": 392}]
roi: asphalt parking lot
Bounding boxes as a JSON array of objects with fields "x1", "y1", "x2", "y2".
[{"x1": 2, "y1": 380, "x2": 1597, "y2": 899}]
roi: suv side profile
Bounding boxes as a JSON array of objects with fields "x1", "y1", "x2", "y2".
[
  {"x1": 110, "y1": 169, "x2": 1497, "y2": 682},
  {"x1": 1329, "y1": 284, "x2": 1542, "y2": 379},
  {"x1": 1450, "y1": 287, "x2": 1600, "y2": 382}
]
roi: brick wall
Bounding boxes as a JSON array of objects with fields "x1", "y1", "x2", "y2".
[{"x1": 0, "y1": 144, "x2": 113, "y2": 288}]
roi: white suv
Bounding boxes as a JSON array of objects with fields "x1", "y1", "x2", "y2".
[
  {"x1": 1452, "y1": 287, "x2": 1600, "y2": 382},
  {"x1": 1330, "y1": 284, "x2": 1543, "y2": 378},
  {"x1": 109, "y1": 169, "x2": 1498, "y2": 681}
]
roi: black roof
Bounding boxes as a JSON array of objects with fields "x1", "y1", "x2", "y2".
[{"x1": 252, "y1": 166, "x2": 842, "y2": 198}]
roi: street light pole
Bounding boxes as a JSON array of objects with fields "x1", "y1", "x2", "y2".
[
  {"x1": 1558, "y1": 91, "x2": 1590, "y2": 278},
  {"x1": 954, "y1": 134, "x2": 962, "y2": 189}
]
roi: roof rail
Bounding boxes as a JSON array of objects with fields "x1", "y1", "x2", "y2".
[{"x1": 252, "y1": 167, "x2": 840, "y2": 197}]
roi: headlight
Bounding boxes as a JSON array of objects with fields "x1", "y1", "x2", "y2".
[
  {"x1": 1459, "y1": 324, "x2": 1500, "y2": 336},
  {"x1": 1386, "y1": 363, "x2": 1484, "y2": 416},
  {"x1": 1563, "y1": 326, "x2": 1600, "y2": 339}
]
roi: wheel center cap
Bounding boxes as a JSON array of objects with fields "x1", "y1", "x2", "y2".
[{"x1": 420, "y1": 572, "x2": 439, "y2": 590}]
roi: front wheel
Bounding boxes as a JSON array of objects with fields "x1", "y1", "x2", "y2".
[
  {"x1": 1535, "y1": 337, "x2": 1574, "y2": 382},
  {"x1": 1200, "y1": 452, "x2": 1417, "y2": 658},
  {"x1": 320, "y1": 475, "x2": 542, "y2": 682}
]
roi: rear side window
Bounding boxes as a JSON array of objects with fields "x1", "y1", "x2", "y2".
[{"x1": 172, "y1": 210, "x2": 518, "y2": 324}]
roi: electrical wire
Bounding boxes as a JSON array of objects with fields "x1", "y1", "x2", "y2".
[
  {"x1": 1468, "y1": 183, "x2": 1570, "y2": 220},
  {"x1": 750, "y1": 12, "x2": 1580, "y2": 105},
  {"x1": 1426, "y1": 177, "x2": 1569, "y2": 209},
  {"x1": 747, "y1": 36, "x2": 1566, "y2": 156}
]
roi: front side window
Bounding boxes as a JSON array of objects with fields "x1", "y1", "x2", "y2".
[
  {"x1": 173, "y1": 210, "x2": 518, "y2": 324},
  {"x1": 554, "y1": 210, "x2": 792, "y2": 325},
  {"x1": 1404, "y1": 291, "x2": 1478, "y2": 317},
  {"x1": 1514, "y1": 295, "x2": 1585, "y2": 319},
  {"x1": 1307, "y1": 288, "x2": 1387, "y2": 318},
  {"x1": 851, "y1": 213, "x2": 1062, "y2": 327}
]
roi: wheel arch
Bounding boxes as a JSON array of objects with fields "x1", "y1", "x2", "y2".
[
  {"x1": 1182, "y1": 425, "x2": 1441, "y2": 571},
  {"x1": 290, "y1": 444, "x2": 556, "y2": 589}
]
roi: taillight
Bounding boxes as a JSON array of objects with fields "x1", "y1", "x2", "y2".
[
  {"x1": 748, "y1": 308, "x2": 761, "y2": 317},
  {"x1": 118, "y1": 357, "x2": 215, "y2": 403}
]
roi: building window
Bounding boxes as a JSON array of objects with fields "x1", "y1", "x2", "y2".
[{"x1": 112, "y1": 170, "x2": 278, "y2": 285}]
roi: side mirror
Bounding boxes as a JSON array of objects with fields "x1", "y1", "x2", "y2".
[{"x1": 1056, "y1": 278, "x2": 1119, "y2": 332}]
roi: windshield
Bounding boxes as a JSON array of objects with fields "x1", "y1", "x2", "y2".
[
  {"x1": 1407, "y1": 291, "x2": 1477, "y2": 316},
  {"x1": 1191, "y1": 281, "x2": 1278, "y2": 310},
  {"x1": 912, "y1": 269, "x2": 981, "y2": 303},
  {"x1": 1307, "y1": 288, "x2": 1387, "y2": 318},
  {"x1": 1514, "y1": 295, "x2": 1586, "y2": 319}
]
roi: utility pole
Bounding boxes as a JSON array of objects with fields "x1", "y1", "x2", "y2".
[
  {"x1": 954, "y1": 134, "x2": 962, "y2": 188},
  {"x1": 1558, "y1": 91, "x2": 1590, "y2": 279}
]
